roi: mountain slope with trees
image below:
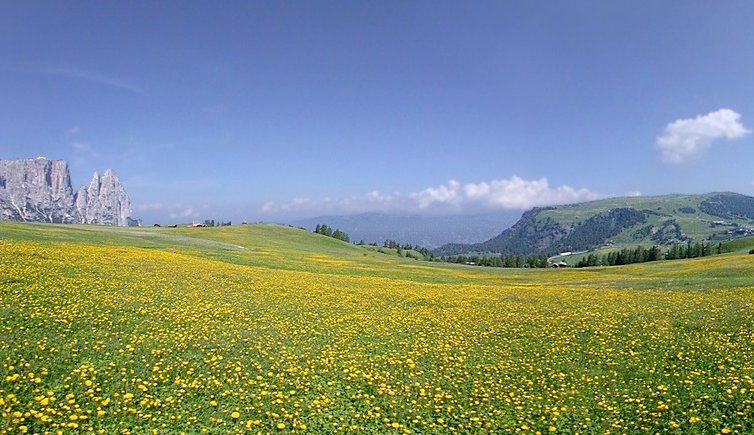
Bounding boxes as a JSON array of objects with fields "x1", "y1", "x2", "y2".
[{"x1": 435, "y1": 192, "x2": 754, "y2": 256}]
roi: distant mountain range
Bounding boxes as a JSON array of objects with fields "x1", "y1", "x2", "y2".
[
  {"x1": 288, "y1": 211, "x2": 522, "y2": 248},
  {"x1": 435, "y1": 192, "x2": 754, "y2": 256}
]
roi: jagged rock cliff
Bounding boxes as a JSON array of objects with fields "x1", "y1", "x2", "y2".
[
  {"x1": 0, "y1": 158, "x2": 78, "y2": 223},
  {"x1": 0, "y1": 157, "x2": 132, "y2": 225},
  {"x1": 76, "y1": 170, "x2": 132, "y2": 226}
]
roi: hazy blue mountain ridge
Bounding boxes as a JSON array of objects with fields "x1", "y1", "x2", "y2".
[{"x1": 288, "y1": 211, "x2": 522, "y2": 249}]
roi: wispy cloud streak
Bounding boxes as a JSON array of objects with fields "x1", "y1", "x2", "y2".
[{"x1": 2, "y1": 64, "x2": 144, "y2": 93}]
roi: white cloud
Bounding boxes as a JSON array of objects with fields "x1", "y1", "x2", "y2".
[
  {"x1": 627, "y1": 190, "x2": 642, "y2": 197},
  {"x1": 657, "y1": 108, "x2": 750, "y2": 164},
  {"x1": 367, "y1": 190, "x2": 392, "y2": 202},
  {"x1": 261, "y1": 176, "x2": 601, "y2": 217},
  {"x1": 409, "y1": 180, "x2": 462, "y2": 208},
  {"x1": 68, "y1": 126, "x2": 80, "y2": 134},
  {"x1": 262, "y1": 198, "x2": 311, "y2": 213},
  {"x1": 460, "y1": 176, "x2": 600, "y2": 209},
  {"x1": 408, "y1": 177, "x2": 600, "y2": 210}
]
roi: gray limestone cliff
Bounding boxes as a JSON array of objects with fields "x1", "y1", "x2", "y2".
[
  {"x1": 0, "y1": 157, "x2": 133, "y2": 225},
  {"x1": 77, "y1": 170, "x2": 132, "y2": 226},
  {"x1": 0, "y1": 157, "x2": 78, "y2": 223}
]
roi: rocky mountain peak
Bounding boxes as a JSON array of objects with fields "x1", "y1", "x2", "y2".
[
  {"x1": 0, "y1": 158, "x2": 77, "y2": 223},
  {"x1": 78, "y1": 169, "x2": 132, "y2": 226},
  {"x1": 0, "y1": 157, "x2": 133, "y2": 225}
]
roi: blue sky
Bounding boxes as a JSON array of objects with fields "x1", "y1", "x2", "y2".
[{"x1": 2, "y1": 1, "x2": 754, "y2": 223}]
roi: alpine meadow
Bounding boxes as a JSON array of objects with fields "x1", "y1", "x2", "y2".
[
  {"x1": 5, "y1": 2, "x2": 754, "y2": 435},
  {"x1": 2, "y1": 223, "x2": 754, "y2": 434}
]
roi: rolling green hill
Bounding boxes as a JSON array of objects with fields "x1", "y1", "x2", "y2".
[{"x1": 436, "y1": 192, "x2": 754, "y2": 256}]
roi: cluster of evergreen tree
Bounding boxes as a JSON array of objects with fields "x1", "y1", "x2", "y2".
[
  {"x1": 380, "y1": 240, "x2": 435, "y2": 261},
  {"x1": 382, "y1": 240, "x2": 402, "y2": 249},
  {"x1": 576, "y1": 242, "x2": 719, "y2": 268},
  {"x1": 442, "y1": 254, "x2": 549, "y2": 268},
  {"x1": 203, "y1": 219, "x2": 232, "y2": 227},
  {"x1": 411, "y1": 246, "x2": 435, "y2": 260},
  {"x1": 665, "y1": 241, "x2": 719, "y2": 259},
  {"x1": 356, "y1": 240, "x2": 379, "y2": 247},
  {"x1": 314, "y1": 224, "x2": 350, "y2": 242}
]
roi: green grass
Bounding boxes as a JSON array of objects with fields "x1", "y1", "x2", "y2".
[
  {"x1": 720, "y1": 235, "x2": 754, "y2": 253},
  {"x1": 2, "y1": 222, "x2": 754, "y2": 433},
  {"x1": 2, "y1": 221, "x2": 753, "y2": 291}
]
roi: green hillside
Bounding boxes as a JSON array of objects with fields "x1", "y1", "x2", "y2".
[
  {"x1": 436, "y1": 192, "x2": 754, "y2": 256},
  {"x1": 2, "y1": 222, "x2": 754, "y2": 433},
  {"x1": 0, "y1": 222, "x2": 461, "y2": 284}
]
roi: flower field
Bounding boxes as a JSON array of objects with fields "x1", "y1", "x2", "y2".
[{"x1": 1, "y1": 223, "x2": 754, "y2": 433}]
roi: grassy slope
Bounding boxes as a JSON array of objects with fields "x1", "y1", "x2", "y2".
[
  {"x1": 2, "y1": 222, "x2": 754, "y2": 433},
  {"x1": 0, "y1": 222, "x2": 485, "y2": 284},
  {"x1": 2, "y1": 221, "x2": 752, "y2": 290},
  {"x1": 721, "y1": 235, "x2": 754, "y2": 253}
]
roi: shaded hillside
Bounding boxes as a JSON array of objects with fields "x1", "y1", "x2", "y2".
[
  {"x1": 437, "y1": 208, "x2": 562, "y2": 256},
  {"x1": 700, "y1": 192, "x2": 754, "y2": 220},
  {"x1": 435, "y1": 192, "x2": 754, "y2": 256}
]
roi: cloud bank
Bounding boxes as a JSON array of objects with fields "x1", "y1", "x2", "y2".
[
  {"x1": 657, "y1": 108, "x2": 750, "y2": 164},
  {"x1": 261, "y1": 176, "x2": 602, "y2": 217},
  {"x1": 412, "y1": 177, "x2": 600, "y2": 210}
]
